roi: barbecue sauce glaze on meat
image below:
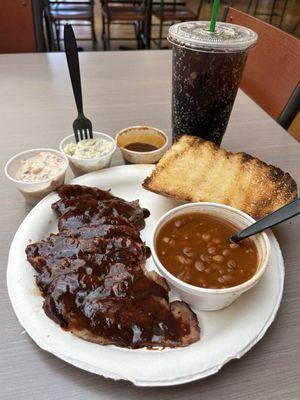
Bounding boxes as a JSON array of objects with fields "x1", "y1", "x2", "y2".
[
  {"x1": 26, "y1": 184, "x2": 200, "y2": 348},
  {"x1": 26, "y1": 235, "x2": 149, "y2": 293},
  {"x1": 44, "y1": 272, "x2": 194, "y2": 348}
]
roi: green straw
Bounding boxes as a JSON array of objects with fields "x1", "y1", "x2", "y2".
[{"x1": 209, "y1": 0, "x2": 220, "y2": 32}]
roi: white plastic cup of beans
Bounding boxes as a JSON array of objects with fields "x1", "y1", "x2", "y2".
[{"x1": 151, "y1": 202, "x2": 270, "y2": 311}]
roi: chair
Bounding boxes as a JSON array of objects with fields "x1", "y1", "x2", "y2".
[
  {"x1": 223, "y1": 7, "x2": 300, "y2": 130},
  {"x1": 45, "y1": 1, "x2": 96, "y2": 51},
  {"x1": 100, "y1": 0, "x2": 149, "y2": 50},
  {"x1": 152, "y1": 0, "x2": 204, "y2": 48},
  {"x1": 246, "y1": 0, "x2": 288, "y2": 29}
]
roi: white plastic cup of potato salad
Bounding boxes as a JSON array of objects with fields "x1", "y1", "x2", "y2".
[
  {"x1": 60, "y1": 132, "x2": 116, "y2": 177},
  {"x1": 5, "y1": 148, "x2": 69, "y2": 205}
]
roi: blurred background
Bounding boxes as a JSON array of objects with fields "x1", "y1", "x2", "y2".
[{"x1": 0, "y1": 0, "x2": 299, "y2": 53}]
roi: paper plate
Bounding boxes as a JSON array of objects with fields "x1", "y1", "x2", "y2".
[{"x1": 7, "y1": 165, "x2": 284, "y2": 386}]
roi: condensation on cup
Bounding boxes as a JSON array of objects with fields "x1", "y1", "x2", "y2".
[{"x1": 168, "y1": 21, "x2": 258, "y2": 145}]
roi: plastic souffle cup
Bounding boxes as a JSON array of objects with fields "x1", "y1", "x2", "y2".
[
  {"x1": 60, "y1": 131, "x2": 116, "y2": 177},
  {"x1": 151, "y1": 202, "x2": 270, "y2": 311},
  {"x1": 5, "y1": 148, "x2": 69, "y2": 205}
]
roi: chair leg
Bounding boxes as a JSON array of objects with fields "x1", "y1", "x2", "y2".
[
  {"x1": 44, "y1": 14, "x2": 54, "y2": 51},
  {"x1": 91, "y1": 20, "x2": 97, "y2": 50},
  {"x1": 101, "y1": 14, "x2": 106, "y2": 50},
  {"x1": 55, "y1": 22, "x2": 61, "y2": 51},
  {"x1": 133, "y1": 22, "x2": 139, "y2": 49},
  {"x1": 106, "y1": 21, "x2": 111, "y2": 50},
  {"x1": 253, "y1": 0, "x2": 259, "y2": 16},
  {"x1": 158, "y1": 19, "x2": 163, "y2": 49},
  {"x1": 134, "y1": 21, "x2": 144, "y2": 49},
  {"x1": 269, "y1": 0, "x2": 276, "y2": 24},
  {"x1": 90, "y1": 1, "x2": 97, "y2": 49},
  {"x1": 246, "y1": 0, "x2": 253, "y2": 13},
  {"x1": 139, "y1": 21, "x2": 146, "y2": 49}
]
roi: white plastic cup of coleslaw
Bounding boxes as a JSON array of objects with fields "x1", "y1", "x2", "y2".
[
  {"x1": 5, "y1": 148, "x2": 69, "y2": 205},
  {"x1": 59, "y1": 131, "x2": 116, "y2": 177}
]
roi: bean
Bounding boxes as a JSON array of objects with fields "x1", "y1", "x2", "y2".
[
  {"x1": 229, "y1": 243, "x2": 240, "y2": 249},
  {"x1": 171, "y1": 234, "x2": 179, "y2": 238},
  {"x1": 212, "y1": 238, "x2": 222, "y2": 244},
  {"x1": 183, "y1": 234, "x2": 191, "y2": 240},
  {"x1": 207, "y1": 246, "x2": 217, "y2": 255},
  {"x1": 202, "y1": 233, "x2": 211, "y2": 241},
  {"x1": 177, "y1": 270, "x2": 192, "y2": 283},
  {"x1": 183, "y1": 247, "x2": 194, "y2": 257},
  {"x1": 174, "y1": 220, "x2": 182, "y2": 228},
  {"x1": 161, "y1": 250, "x2": 166, "y2": 256},
  {"x1": 176, "y1": 255, "x2": 192, "y2": 265},
  {"x1": 217, "y1": 277, "x2": 224, "y2": 283},
  {"x1": 212, "y1": 254, "x2": 225, "y2": 263},
  {"x1": 204, "y1": 267, "x2": 211, "y2": 274},
  {"x1": 197, "y1": 278, "x2": 207, "y2": 286},
  {"x1": 227, "y1": 260, "x2": 237, "y2": 269},
  {"x1": 182, "y1": 274, "x2": 192, "y2": 283},
  {"x1": 200, "y1": 254, "x2": 211, "y2": 263},
  {"x1": 168, "y1": 239, "x2": 176, "y2": 247},
  {"x1": 222, "y1": 249, "x2": 231, "y2": 257},
  {"x1": 177, "y1": 271, "x2": 184, "y2": 279},
  {"x1": 222, "y1": 274, "x2": 233, "y2": 283},
  {"x1": 195, "y1": 261, "x2": 205, "y2": 272},
  {"x1": 218, "y1": 269, "x2": 225, "y2": 274},
  {"x1": 162, "y1": 237, "x2": 170, "y2": 244}
]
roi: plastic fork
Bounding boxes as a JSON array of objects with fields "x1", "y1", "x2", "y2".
[
  {"x1": 230, "y1": 197, "x2": 300, "y2": 243},
  {"x1": 64, "y1": 24, "x2": 93, "y2": 143}
]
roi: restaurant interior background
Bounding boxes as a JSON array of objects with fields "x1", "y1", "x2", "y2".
[{"x1": 0, "y1": 0, "x2": 299, "y2": 139}]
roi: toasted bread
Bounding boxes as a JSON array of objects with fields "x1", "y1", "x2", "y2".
[{"x1": 143, "y1": 135, "x2": 297, "y2": 220}]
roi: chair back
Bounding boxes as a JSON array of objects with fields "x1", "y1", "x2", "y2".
[
  {"x1": 224, "y1": 7, "x2": 300, "y2": 122},
  {"x1": 155, "y1": 0, "x2": 202, "y2": 19},
  {"x1": 101, "y1": 0, "x2": 147, "y2": 11}
]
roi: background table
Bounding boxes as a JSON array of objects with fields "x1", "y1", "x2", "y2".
[{"x1": 0, "y1": 51, "x2": 299, "y2": 400}]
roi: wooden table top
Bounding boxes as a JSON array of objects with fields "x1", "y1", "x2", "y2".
[{"x1": 0, "y1": 51, "x2": 299, "y2": 400}]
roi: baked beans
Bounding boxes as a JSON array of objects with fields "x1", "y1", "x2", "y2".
[{"x1": 156, "y1": 213, "x2": 258, "y2": 289}]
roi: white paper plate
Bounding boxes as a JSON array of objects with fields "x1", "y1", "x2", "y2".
[{"x1": 7, "y1": 165, "x2": 284, "y2": 387}]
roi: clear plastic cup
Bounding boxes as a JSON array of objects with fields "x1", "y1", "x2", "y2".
[
  {"x1": 60, "y1": 131, "x2": 116, "y2": 177},
  {"x1": 168, "y1": 21, "x2": 258, "y2": 145},
  {"x1": 5, "y1": 148, "x2": 69, "y2": 205}
]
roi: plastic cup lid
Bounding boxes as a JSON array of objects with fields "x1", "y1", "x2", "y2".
[{"x1": 168, "y1": 21, "x2": 258, "y2": 51}]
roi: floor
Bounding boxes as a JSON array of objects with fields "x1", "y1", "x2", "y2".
[{"x1": 57, "y1": 0, "x2": 300, "y2": 51}]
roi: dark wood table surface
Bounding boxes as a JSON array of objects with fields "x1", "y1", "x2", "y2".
[{"x1": 0, "y1": 50, "x2": 299, "y2": 400}]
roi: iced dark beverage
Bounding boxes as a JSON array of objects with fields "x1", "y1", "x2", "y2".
[{"x1": 168, "y1": 22, "x2": 257, "y2": 144}]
